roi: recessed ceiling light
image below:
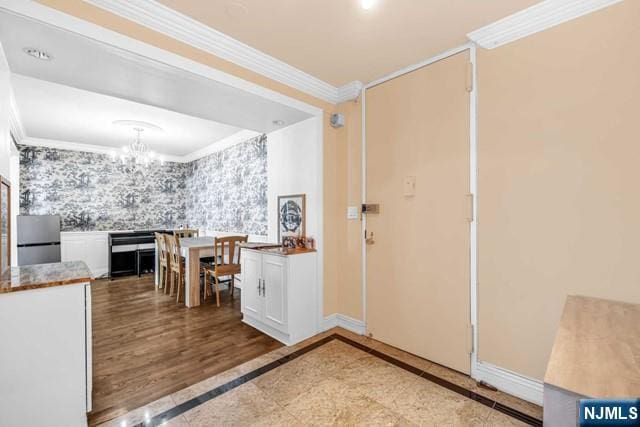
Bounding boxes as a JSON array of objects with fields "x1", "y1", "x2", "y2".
[
  {"x1": 272, "y1": 120, "x2": 285, "y2": 126},
  {"x1": 23, "y1": 47, "x2": 52, "y2": 61},
  {"x1": 360, "y1": 0, "x2": 377, "y2": 10}
]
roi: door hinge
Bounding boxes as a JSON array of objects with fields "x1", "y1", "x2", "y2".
[
  {"x1": 466, "y1": 62, "x2": 473, "y2": 93},
  {"x1": 468, "y1": 324, "x2": 475, "y2": 355},
  {"x1": 466, "y1": 193, "x2": 475, "y2": 222}
]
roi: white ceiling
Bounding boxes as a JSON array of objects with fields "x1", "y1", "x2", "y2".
[
  {"x1": 12, "y1": 74, "x2": 244, "y2": 157},
  {"x1": 0, "y1": 9, "x2": 313, "y2": 156}
]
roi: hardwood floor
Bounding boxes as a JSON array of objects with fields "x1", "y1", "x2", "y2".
[{"x1": 89, "y1": 275, "x2": 282, "y2": 426}]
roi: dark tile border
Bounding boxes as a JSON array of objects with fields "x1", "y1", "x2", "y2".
[{"x1": 134, "y1": 334, "x2": 542, "y2": 426}]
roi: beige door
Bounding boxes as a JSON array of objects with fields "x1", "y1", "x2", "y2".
[{"x1": 365, "y1": 51, "x2": 471, "y2": 374}]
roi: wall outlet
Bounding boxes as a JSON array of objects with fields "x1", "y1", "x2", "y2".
[{"x1": 347, "y1": 206, "x2": 359, "y2": 220}]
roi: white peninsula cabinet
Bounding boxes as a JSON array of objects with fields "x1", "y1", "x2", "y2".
[
  {"x1": 0, "y1": 261, "x2": 93, "y2": 427},
  {"x1": 241, "y1": 247, "x2": 318, "y2": 345}
]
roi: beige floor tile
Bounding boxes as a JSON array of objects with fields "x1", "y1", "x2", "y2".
[
  {"x1": 331, "y1": 352, "x2": 420, "y2": 408},
  {"x1": 247, "y1": 408, "x2": 302, "y2": 426},
  {"x1": 483, "y1": 411, "x2": 530, "y2": 426},
  {"x1": 97, "y1": 395, "x2": 176, "y2": 427},
  {"x1": 283, "y1": 377, "x2": 399, "y2": 426},
  {"x1": 252, "y1": 351, "x2": 335, "y2": 405},
  {"x1": 493, "y1": 392, "x2": 543, "y2": 420},
  {"x1": 301, "y1": 339, "x2": 371, "y2": 368},
  {"x1": 183, "y1": 382, "x2": 281, "y2": 427},
  {"x1": 387, "y1": 378, "x2": 493, "y2": 427}
]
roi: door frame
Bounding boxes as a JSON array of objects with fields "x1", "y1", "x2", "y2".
[{"x1": 360, "y1": 43, "x2": 479, "y2": 378}]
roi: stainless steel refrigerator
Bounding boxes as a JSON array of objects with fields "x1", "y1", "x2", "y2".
[{"x1": 17, "y1": 215, "x2": 61, "y2": 265}]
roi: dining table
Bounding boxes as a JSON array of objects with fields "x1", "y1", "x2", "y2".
[{"x1": 154, "y1": 235, "x2": 272, "y2": 308}]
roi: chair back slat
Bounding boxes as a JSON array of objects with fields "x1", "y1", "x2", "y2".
[
  {"x1": 213, "y1": 235, "x2": 248, "y2": 268},
  {"x1": 155, "y1": 232, "x2": 167, "y2": 263},
  {"x1": 164, "y1": 233, "x2": 182, "y2": 268},
  {"x1": 174, "y1": 229, "x2": 199, "y2": 239}
]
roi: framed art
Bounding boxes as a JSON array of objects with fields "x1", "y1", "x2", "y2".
[
  {"x1": 277, "y1": 194, "x2": 306, "y2": 243},
  {"x1": 0, "y1": 176, "x2": 11, "y2": 273}
]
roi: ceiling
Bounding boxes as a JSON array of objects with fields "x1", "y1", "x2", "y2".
[
  {"x1": 155, "y1": 0, "x2": 540, "y2": 86},
  {"x1": 0, "y1": 9, "x2": 313, "y2": 156},
  {"x1": 12, "y1": 75, "x2": 243, "y2": 157}
]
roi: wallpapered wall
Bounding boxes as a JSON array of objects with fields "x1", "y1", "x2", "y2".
[
  {"x1": 18, "y1": 134, "x2": 268, "y2": 234},
  {"x1": 185, "y1": 134, "x2": 267, "y2": 236}
]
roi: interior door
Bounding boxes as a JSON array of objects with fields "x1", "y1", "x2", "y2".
[
  {"x1": 241, "y1": 250, "x2": 262, "y2": 319},
  {"x1": 262, "y1": 254, "x2": 287, "y2": 332},
  {"x1": 365, "y1": 51, "x2": 471, "y2": 374}
]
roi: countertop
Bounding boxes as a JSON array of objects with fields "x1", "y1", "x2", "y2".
[
  {"x1": 0, "y1": 261, "x2": 93, "y2": 294},
  {"x1": 241, "y1": 245, "x2": 317, "y2": 257},
  {"x1": 544, "y1": 295, "x2": 640, "y2": 398}
]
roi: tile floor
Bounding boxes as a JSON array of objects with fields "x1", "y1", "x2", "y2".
[{"x1": 101, "y1": 328, "x2": 542, "y2": 427}]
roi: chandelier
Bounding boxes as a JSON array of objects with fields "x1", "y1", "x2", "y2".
[{"x1": 111, "y1": 120, "x2": 164, "y2": 167}]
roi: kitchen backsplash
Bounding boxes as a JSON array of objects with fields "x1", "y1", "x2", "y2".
[{"x1": 18, "y1": 134, "x2": 268, "y2": 234}]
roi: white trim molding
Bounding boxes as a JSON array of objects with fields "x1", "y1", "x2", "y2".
[
  {"x1": 8, "y1": 91, "x2": 25, "y2": 142},
  {"x1": 179, "y1": 130, "x2": 261, "y2": 163},
  {"x1": 19, "y1": 130, "x2": 264, "y2": 163},
  {"x1": 336, "y1": 81, "x2": 364, "y2": 104},
  {"x1": 475, "y1": 361, "x2": 544, "y2": 406},
  {"x1": 467, "y1": 0, "x2": 623, "y2": 49},
  {"x1": 83, "y1": 0, "x2": 360, "y2": 104},
  {"x1": 323, "y1": 313, "x2": 366, "y2": 335}
]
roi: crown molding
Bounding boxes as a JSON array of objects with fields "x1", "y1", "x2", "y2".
[
  {"x1": 19, "y1": 130, "x2": 265, "y2": 164},
  {"x1": 336, "y1": 81, "x2": 364, "y2": 103},
  {"x1": 179, "y1": 130, "x2": 261, "y2": 163},
  {"x1": 467, "y1": 0, "x2": 623, "y2": 49},
  {"x1": 20, "y1": 137, "x2": 184, "y2": 163},
  {"x1": 84, "y1": 0, "x2": 360, "y2": 104}
]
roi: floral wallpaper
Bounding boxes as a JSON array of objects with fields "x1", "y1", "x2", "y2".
[
  {"x1": 185, "y1": 134, "x2": 268, "y2": 236},
  {"x1": 19, "y1": 145, "x2": 188, "y2": 231},
  {"x1": 18, "y1": 135, "x2": 268, "y2": 235}
]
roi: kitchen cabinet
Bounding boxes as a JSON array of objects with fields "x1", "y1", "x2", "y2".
[
  {"x1": 61, "y1": 232, "x2": 109, "y2": 277},
  {"x1": 241, "y1": 248, "x2": 318, "y2": 345},
  {"x1": 0, "y1": 262, "x2": 92, "y2": 426}
]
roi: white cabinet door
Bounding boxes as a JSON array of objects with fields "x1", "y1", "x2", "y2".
[
  {"x1": 86, "y1": 234, "x2": 108, "y2": 276},
  {"x1": 61, "y1": 237, "x2": 85, "y2": 263},
  {"x1": 241, "y1": 250, "x2": 262, "y2": 319},
  {"x1": 262, "y1": 254, "x2": 287, "y2": 333}
]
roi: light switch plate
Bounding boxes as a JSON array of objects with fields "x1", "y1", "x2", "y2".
[
  {"x1": 403, "y1": 176, "x2": 416, "y2": 197},
  {"x1": 347, "y1": 206, "x2": 359, "y2": 220}
]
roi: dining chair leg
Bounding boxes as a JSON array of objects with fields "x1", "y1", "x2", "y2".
[
  {"x1": 170, "y1": 271, "x2": 176, "y2": 297},
  {"x1": 204, "y1": 273, "x2": 210, "y2": 301},
  {"x1": 176, "y1": 271, "x2": 182, "y2": 303},
  {"x1": 230, "y1": 276, "x2": 235, "y2": 300},
  {"x1": 165, "y1": 267, "x2": 171, "y2": 295},
  {"x1": 213, "y1": 275, "x2": 221, "y2": 307}
]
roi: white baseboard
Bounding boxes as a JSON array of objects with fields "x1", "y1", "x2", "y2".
[
  {"x1": 475, "y1": 361, "x2": 543, "y2": 406},
  {"x1": 323, "y1": 313, "x2": 366, "y2": 335}
]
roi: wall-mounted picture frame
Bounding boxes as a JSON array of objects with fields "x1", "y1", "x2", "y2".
[
  {"x1": 0, "y1": 176, "x2": 11, "y2": 274},
  {"x1": 277, "y1": 194, "x2": 306, "y2": 243}
]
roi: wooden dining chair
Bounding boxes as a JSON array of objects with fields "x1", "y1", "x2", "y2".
[
  {"x1": 155, "y1": 232, "x2": 169, "y2": 292},
  {"x1": 164, "y1": 233, "x2": 184, "y2": 303},
  {"x1": 200, "y1": 235, "x2": 248, "y2": 307},
  {"x1": 173, "y1": 229, "x2": 199, "y2": 239}
]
